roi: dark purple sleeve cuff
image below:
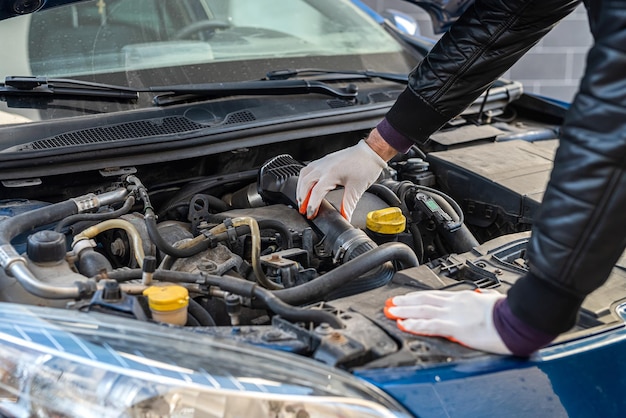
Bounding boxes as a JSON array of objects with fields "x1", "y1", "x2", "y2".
[
  {"x1": 376, "y1": 118, "x2": 414, "y2": 154},
  {"x1": 493, "y1": 298, "x2": 557, "y2": 357}
]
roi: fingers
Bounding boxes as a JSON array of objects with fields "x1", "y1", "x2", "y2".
[
  {"x1": 397, "y1": 319, "x2": 466, "y2": 346},
  {"x1": 384, "y1": 305, "x2": 445, "y2": 320},
  {"x1": 296, "y1": 164, "x2": 317, "y2": 210},
  {"x1": 391, "y1": 290, "x2": 472, "y2": 307},
  {"x1": 340, "y1": 183, "x2": 363, "y2": 222},
  {"x1": 397, "y1": 318, "x2": 456, "y2": 338},
  {"x1": 304, "y1": 180, "x2": 337, "y2": 219},
  {"x1": 298, "y1": 188, "x2": 315, "y2": 217},
  {"x1": 296, "y1": 164, "x2": 332, "y2": 219}
]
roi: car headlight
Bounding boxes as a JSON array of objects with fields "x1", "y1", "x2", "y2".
[{"x1": 0, "y1": 303, "x2": 410, "y2": 417}]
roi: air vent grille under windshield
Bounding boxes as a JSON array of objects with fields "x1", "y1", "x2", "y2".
[
  {"x1": 16, "y1": 116, "x2": 207, "y2": 151},
  {"x1": 223, "y1": 110, "x2": 256, "y2": 124},
  {"x1": 326, "y1": 99, "x2": 355, "y2": 108}
]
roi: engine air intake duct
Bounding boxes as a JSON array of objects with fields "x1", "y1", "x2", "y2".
[{"x1": 257, "y1": 155, "x2": 395, "y2": 298}]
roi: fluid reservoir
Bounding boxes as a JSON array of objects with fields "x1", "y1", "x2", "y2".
[
  {"x1": 366, "y1": 207, "x2": 406, "y2": 245},
  {"x1": 27, "y1": 230, "x2": 66, "y2": 265},
  {"x1": 143, "y1": 285, "x2": 189, "y2": 326}
]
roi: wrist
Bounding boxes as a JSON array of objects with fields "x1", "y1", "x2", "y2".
[
  {"x1": 493, "y1": 298, "x2": 557, "y2": 356},
  {"x1": 365, "y1": 128, "x2": 399, "y2": 161}
]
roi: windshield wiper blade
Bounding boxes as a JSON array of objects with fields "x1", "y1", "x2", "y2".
[
  {"x1": 265, "y1": 68, "x2": 408, "y2": 84},
  {"x1": 149, "y1": 79, "x2": 358, "y2": 106},
  {"x1": 1, "y1": 76, "x2": 358, "y2": 106},
  {"x1": 1, "y1": 76, "x2": 139, "y2": 100}
]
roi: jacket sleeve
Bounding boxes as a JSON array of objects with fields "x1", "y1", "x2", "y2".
[
  {"x1": 508, "y1": 0, "x2": 626, "y2": 335},
  {"x1": 384, "y1": 0, "x2": 579, "y2": 144}
]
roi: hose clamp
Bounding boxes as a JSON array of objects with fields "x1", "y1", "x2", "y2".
[
  {"x1": 72, "y1": 188, "x2": 129, "y2": 212},
  {"x1": 71, "y1": 237, "x2": 96, "y2": 255},
  {"x1": 331, "y1": 230, "x2": 372, "y2": 265},
  {"x1": 0, "y1": 244, "x2": 27, "y2": 270},
  {"x1": 72, "y1": 193, "x2": 99, "y2": 212}
]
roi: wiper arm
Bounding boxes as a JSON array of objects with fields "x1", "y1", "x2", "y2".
[
  {"x1": 149, "y1": 79, "x2": 358, "y2": 106},
  {"x1": 1, "y1": 76, "x2": 139, "y2": 100},
  {"x1": 1, "y1": 76, "x2": 358, "y2": 106},
  {"x1": 265, "y1": 68, "x2": 409, "y2": 84}
]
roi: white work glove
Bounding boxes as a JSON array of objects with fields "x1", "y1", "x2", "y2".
[
  {"x1": 384, "y1": 290, "x2": 512, "y2": 355},
  {"x1": 296, "y1": 140, "x2": 387, "y2": 221}
]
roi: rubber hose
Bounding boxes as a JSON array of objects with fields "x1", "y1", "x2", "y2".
[
  {"x1": 145, "y1": 215, "x2": 211, "y2": 258},
  {"x1": 187, "y1": 297, "x2": 216, "y2": 326},
  {"x1": 415, "y1": 185, "x2": 464, "y2": 230},
  {"x1": 73, "y1": 219, "x2": 146, "y2": 267},
  {"x1": 209, "y1": 217, "x2": 282, "y2": 290},
  {"x1": 258, "y1": 219, "x2": 293, "y2": 248},
  {"x1": 207, "y1": 221, "x2": 292, "y2": 250},
  {"x1": 367, "y1": 183, "x2": 403, "y2": 208},
  {"x1": 209, "y1": 273, "x2": 343, "y2": 327},
  {"x1": 105, "y1": 269, "x2": 342, "y2": 328},
  {"x1": 0, "y1": 200, "x2": 77, "y2": 244},
  {"x1": 186, "y1": 314, "x2": 200, "y2": 326},
  {"x1": 409, "y1": 222, "x2": 425, "y2": 262},
  {"x1": 252, "y1": 285, "x2": 342, "y2": 328},
  {"x1": 441, "y1": 224, "x2": 480, "y2": 253},
  {"x1": 273, "y1": 242, "x2": 418, "y2": 305},
  {"x1": 55, "y1": 196, "x2": 135, "y2": 233},
  {"x1": 0, "y1": 198, "x2": 111, "y2": 300}
]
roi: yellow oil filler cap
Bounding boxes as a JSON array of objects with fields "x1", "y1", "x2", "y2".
[
  {"x1": 366, "y1": 207, "x2": 406, "y2": 235},
  {"x1": 143, "y1": 285, "x2": 189, "y2": 325}
]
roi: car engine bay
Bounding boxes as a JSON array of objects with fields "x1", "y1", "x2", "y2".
[{"x1": 1, "y1": 95, "x2": 625, "y2": 371}]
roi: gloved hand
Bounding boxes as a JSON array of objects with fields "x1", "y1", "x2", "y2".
[
  {"x1": 384, "y1": 289, "x2": 511, "y2": 355},
  {"x1": 296, "y1": 140, "x2": 387, "y2": 221}
]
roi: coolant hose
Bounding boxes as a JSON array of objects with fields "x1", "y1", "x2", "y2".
[
  {"x1": 55, "y1": 195, "x2": 136, "y2": 233},
  {"x1": 131, "y1": 174, "x2": 211, "y2": 260},
  {"x1": 252, "y1": 283, "x2": 342, "y2": 328},
  {"x1": 209, "y1": 217, "x2": 282, "y2": 290},
  {"x1": 391, "y1": 180, "x2": 479, "y2": 253},
  {"x1": 367, "y1": 183, "x2": 403, "y2": 207},
  {"x1": 73, "y1": 219, "x2": 146, "y2": 266},
  {"x1": 422, "y1": 191, "x2": 479, "y2": 252},
  {"x1": 187, "y1": 297, "x2": 217, "y2": 326},
  {"x1": 145, "y1": 214, "x2": 211, "y2": 259},
  {"x1": 0, "y1": 189, "x2": 128, "y2": 299},
  {"x1": 199, "y1": 271, "x2": 341, "y2": 327},
  {"x1": 7, "y1": 261, "x2": 96, "y2": 299},
  {"x1": 273, "y1": 242, "x2": 418, "y2": 305},
  {"x1": 104, "y1": 268, "x2": 342, "y2": 328},
  {"x1": 0, "y1": 200, "x2": 77, "y2": 243},
  {"x1": 258, "y1": 219, "x2": 293, "y2": 248}
]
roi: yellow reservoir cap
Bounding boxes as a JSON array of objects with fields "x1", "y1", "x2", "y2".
[
  {"x1": 366, "y1": 207, "x2": 406, "y2": 234},
  {"x1": 143, "y1": 285, "x2": 189, "y2": 312}
]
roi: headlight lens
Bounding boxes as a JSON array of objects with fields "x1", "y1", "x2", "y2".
[{"x1": 0, "y1": 304, "x2": 410, "y2": 417}]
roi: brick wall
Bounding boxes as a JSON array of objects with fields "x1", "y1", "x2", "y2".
[{"x1": 363, "y1": 1, "x2": 593, "y2": 102}]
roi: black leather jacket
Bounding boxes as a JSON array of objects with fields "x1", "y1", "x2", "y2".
[{"x1": 385, "y1": 0, "x2": 626, "y2": 334}]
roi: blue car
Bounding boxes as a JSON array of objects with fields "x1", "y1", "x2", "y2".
[{"x1": 0, "y1": 1, "x2": 623, "y2": 417}]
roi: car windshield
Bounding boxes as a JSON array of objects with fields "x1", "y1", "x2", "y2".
[
  {"x1": 1, "y1": 0, "x2": 408, "y2": 79},
  {"x1": 0, "y1": 0, "x2": 418, "y2": 127}
]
